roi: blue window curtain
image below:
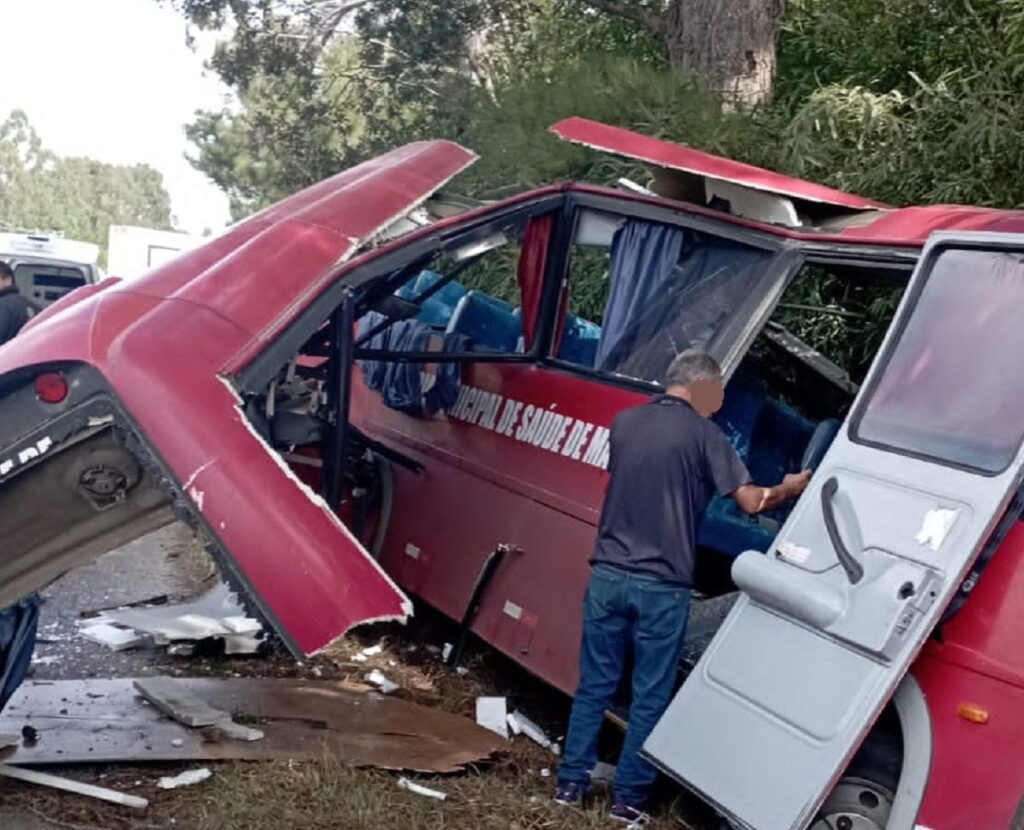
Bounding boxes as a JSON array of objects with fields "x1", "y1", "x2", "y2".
[{"x1": 595, "y1": 220, "x2": 685, "y2": 371}]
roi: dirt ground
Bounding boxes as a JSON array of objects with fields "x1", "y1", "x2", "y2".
[{"x1": 0, "y1": 525, "x2": 718, "y2": 830}]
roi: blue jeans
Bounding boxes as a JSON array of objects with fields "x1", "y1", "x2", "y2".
[{"x1": 557, "y1": 564, "x2": 690, "y2": 807}]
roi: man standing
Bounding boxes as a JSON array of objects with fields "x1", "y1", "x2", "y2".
[
  {"x1": 555, "y1": 350, "x2": 811, "y2": 825},
  {"x1": 0, "y1": 261, "x2": 35, "y2": 346}
]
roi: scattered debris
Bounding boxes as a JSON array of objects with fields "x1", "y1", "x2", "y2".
[
  {"x1": 398, "y1": 776, "x2": 447, "y2": 801},
  {"x1": 208, "y1": 720, "x2": 264, "y2": 742},
  {"x1": 361, "y1": 644, "x2": 383, "y2": 657},
  {"x1": 540, "y1": 768, "x2": 551, "y2": 778},
  {"x1": 167, "y1": 644, "x2": 195, "y2": 657},
  {"x1": 30, "y1": 655, "x2": 60, "y2": 666},
  {"x1": 133, "y1": 678, "x2": 266, "y2": 741},
  {"x1": 222, "y1": 616, "x2": 261, "y2": 635},
  {"x1": 475, "y1": 697, "x2": 509, "y2": 738},
  {"x1": 157, "y1": 768, "x2": 212, "y2": 790},
  {"x1": 0, "y1": 765, "x2": 148, "y2": 809},
  {"x1": 507, "y1": 711, "x2": 559, "y2": 755},
  {"x1": 83, "y1": 583, "x2": 263, "y2": 656},
  {"x1": 351, "y1": 653, "x2": 369, "y2": 663},
  {"x1": 80, "y1": 593, "x2": 169, "y2": 619},
  {"x1": 365, "y1": 669, "x2": 399, "y2": 694},
  {"x1": 442, "y1": 642, "x2": 453, "y2": 662},
  {"x1": 80, "y1": 623, "x2": 145, "y2": 652},
  {"x1": 0, "y1": 678, "x2": 505, "y2": 772},
  {"x1": 222, "y1": 633, "x2": 261, "y2": 655},
  {"x1": 134, "y1": 677, "x2": 231, "y2": 727}
]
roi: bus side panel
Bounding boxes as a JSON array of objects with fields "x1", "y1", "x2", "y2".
[
  {"x1": 912, "y1": 655, "x2": 1024, "y2": 829},
  {"x1": 379, "y1": 452, "x2": 531, "y2": 622},
  {"x1": 469, "y1": 497, "x2": 596, "y2": 694},
  {"x1": 912, "y1": 525, "x2": 1024, "y2": 828},
  {"x1": 354, "y1": 361, "x2": 643, "y2": 691}
]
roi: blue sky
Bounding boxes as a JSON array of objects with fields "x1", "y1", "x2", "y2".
[{"x1": 1, "y1": 0, "x2": 233, "y2": 234}]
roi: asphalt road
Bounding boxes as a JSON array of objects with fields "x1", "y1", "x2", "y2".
[{"x1": 28, "y1": 524, "x2": 212, "y2": 682}]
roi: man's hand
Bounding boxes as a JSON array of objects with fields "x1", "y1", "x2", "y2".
[
  {"x1": 782, "y1": 469, "x2": 812, "y2": 498},
  {"x1": 732, "y1": 469, "x2": 813, "y2": 515}
]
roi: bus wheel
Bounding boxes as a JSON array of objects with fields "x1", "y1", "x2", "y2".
[{"x1": 809, "y1": 776, "x2": 893, "y2": 830}]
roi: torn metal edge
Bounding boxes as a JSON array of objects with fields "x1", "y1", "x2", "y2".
[{"x1": 216, "y1": 375, "x2": 414, "y2": 653}]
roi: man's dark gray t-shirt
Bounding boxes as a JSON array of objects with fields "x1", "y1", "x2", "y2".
[{"x1": 591, "y1": 394, "x2": 751, "y2": 586}]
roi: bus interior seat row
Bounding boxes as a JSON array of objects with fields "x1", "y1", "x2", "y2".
[{"x1": 396, "y1": 269, "x2": 603, "y2": 361}]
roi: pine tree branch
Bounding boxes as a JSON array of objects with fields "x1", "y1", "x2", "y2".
[{"x1": 576, "y1": 0, "x2": 666, "y2": 36}]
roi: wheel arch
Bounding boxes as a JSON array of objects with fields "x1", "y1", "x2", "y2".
[{"x1": 886, "y1": 673, "x2": 933, "y2": 830}]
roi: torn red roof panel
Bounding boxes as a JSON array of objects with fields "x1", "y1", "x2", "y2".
[{"x1": 550, "y1": 116, "x2": 888, "y2": 211}]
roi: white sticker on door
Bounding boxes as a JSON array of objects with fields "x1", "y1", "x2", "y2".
[
  {"x1": 915, "y1": 507, "x2": 960, "y2": 551},
  {"x1": 777, "y1": 542, "x2": 811, "y2": 564}
]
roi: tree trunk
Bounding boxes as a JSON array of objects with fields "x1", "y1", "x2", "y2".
[{"x1": 664, "y1": 0, "x2": 783, "y2": 110}]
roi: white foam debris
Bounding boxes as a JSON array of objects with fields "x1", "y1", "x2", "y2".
[
  {"x1": 158, "y1": 768, "x2": 212, "y2": 790},
  {"x1": 475, "y1": 697, "x2": 509, "y2": 738},
  {"x1": 223, "y1": 616, "x2": 262, "y2": 635},
  {"x1": 80, "y1": 623, "x2": 145, "y2": 652},
  {"x1": 507, "y1": 711, "x2": 559, "y2": 755},
  {"x1": 102, "y1": 583, "x2": 262, "y2": 654},
  {"x1": 397, "y1": 777, "x2": 446, "y2": 801},
  {"x1": 365, "y1": 670, "x2": 399, "y2": 695}
]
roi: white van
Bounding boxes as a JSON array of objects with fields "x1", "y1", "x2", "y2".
[
  {"x1": 0, "y1": 232, "x2": 101, "y2": 309},
  {"x1": 106, "y1": 225, "x2": 204, "y2": 281}
]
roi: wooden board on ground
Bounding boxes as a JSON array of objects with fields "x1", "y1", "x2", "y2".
[
  {"x1": 133, "y1": 678, "x2": 228, "y2": 727},
  {"x1": 0, "y1": 678, "x2": 506, "y2": 773}
]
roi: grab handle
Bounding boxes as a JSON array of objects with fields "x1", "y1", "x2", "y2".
[{"x1": 821, "y1": 477, "x2": 865, "y2": 585}]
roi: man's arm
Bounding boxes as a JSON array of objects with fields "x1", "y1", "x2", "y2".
[{"x1": 731, "y1": 470, "x2": 812, "y2": 514}]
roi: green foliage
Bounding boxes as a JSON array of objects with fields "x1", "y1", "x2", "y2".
[
  {"x1": 187, "y1": 36, "x2": 370, "y2": 218},
  {"x1": 525, "y1": 1, "x2": 665, "y2": 72},
  {"x1": 775, "y1": 0, "x2": 1024, "y2": 209},
  {"x1": 777, "y1": 0, "x2": 1020, "y2": 104},
  {"x1": 565, "y1": 245, "x2": 611, "y2": 323},
  {"x1": 0, "y1": 110, "x2": 172, "y2": 264},
  {"x1": 773, "y1": 267, "x2": 903, "y2": 382},
  {"x1": 776, "y1": 70, "x2": 1024, "y2": 210}
]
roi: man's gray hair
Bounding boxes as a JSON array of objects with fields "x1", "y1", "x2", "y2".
[{"x1": 665, "y1": 349, "x2": 722, "y2": 388}]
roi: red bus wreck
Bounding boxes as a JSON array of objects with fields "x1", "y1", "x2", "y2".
[{"x1": 3, "y1": 118, "x2": 1024, "y2": 829}]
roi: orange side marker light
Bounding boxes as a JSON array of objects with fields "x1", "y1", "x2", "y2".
[{"x1": 957, "y1": 703, "x2": 990, "y2": 724}]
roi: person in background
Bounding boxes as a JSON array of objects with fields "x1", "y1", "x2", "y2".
[
  {"x1": 554, "y1": 349, "x2": 812, "y2": 826},
  {"x1": 0, "y1": 260, "x2": 36, "y2": 346}
]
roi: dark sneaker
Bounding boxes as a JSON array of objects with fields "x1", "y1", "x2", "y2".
[
  {"x1": 554, "y1": 781, "x2": 586, "y2": 806},
  {"x1": 609, "y1": 802, "x2": 651, "y2": 826}
]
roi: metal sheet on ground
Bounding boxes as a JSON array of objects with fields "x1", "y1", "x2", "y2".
[{"x1": 0, "y1": 679, "x2": 505, "y2": 773}]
